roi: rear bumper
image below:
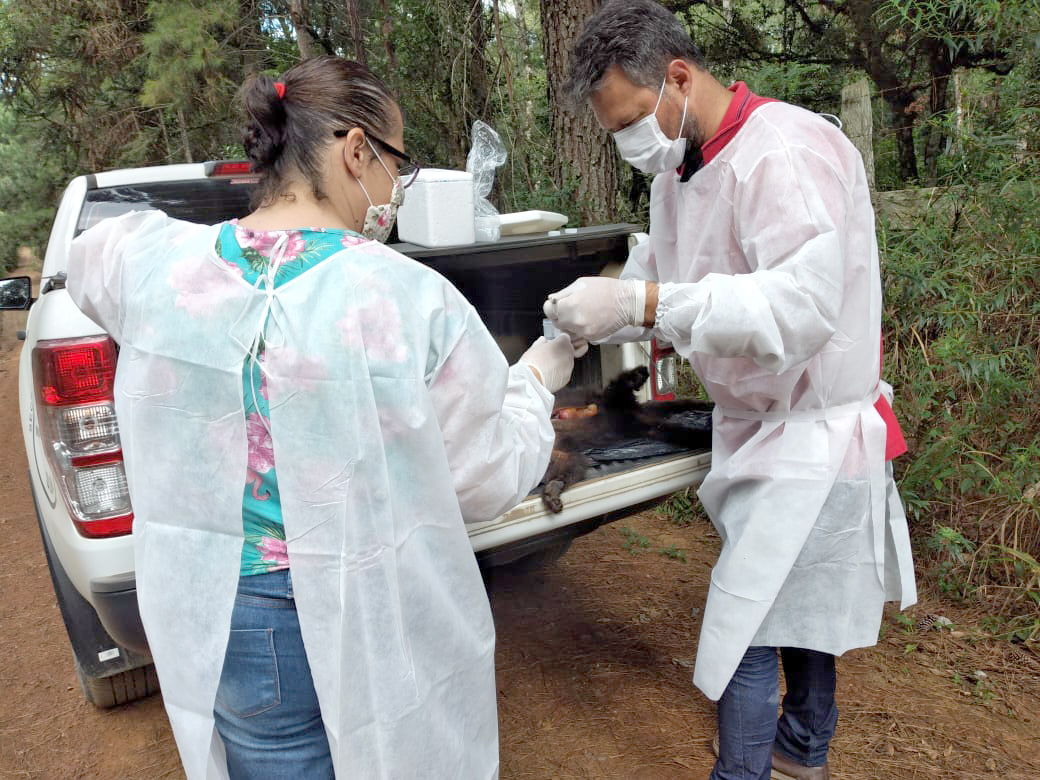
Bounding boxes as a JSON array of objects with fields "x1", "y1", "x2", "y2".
[
  {"x1": 31, "y1": 477, "x2": 152, "y2": 675},
  {"x1": 90, "y1": 573, "x2": 149, "y2": 656}
]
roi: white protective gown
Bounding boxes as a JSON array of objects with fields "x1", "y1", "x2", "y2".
[
  {"x1": 67, "y1": 211, "x2": 555, "y2": 779},
  {"x1": 622, "y1": 102, "x2": 917, "y2": 701}
]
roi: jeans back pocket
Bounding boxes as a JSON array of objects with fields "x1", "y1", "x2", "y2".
[{"x1": 215, "y1": 628, "x2": 281, "y2": 718}]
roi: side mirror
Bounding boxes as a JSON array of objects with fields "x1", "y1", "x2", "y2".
[{"x1": 0, "y1": 276, "x2": 34, "y2": 310}]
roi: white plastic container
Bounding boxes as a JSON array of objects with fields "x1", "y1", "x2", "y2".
[
  {"x1": 498, "y1": 210, "x2": 568, "y2": 236},
  {"x1": 396, "y1": 168, "x2": 475, "y2": 247}
]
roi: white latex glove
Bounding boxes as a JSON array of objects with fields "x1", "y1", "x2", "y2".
[
  {"x1": 518, "y1": 334, "x2": 585, "y2": 393},
  {"x1": 543, "y1": 277, "x2": 646, "y2": 343}
]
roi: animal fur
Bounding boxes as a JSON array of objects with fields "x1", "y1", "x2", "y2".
[{"x1": 541, "y1": 367, "x2": 712, "y2": 513}]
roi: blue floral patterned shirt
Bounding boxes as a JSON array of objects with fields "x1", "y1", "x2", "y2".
[{"x1": 214, "y1": 221, "x2": 369, "y2": 576}]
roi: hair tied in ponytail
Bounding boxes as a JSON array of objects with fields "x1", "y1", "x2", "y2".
[{"x1": 274, "y1": 81, "x2": 286, "y2": 99}]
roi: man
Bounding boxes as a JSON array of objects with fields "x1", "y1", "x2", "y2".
[{"x1": 542, "y1": 2, "x2": 917, "y2": 779}]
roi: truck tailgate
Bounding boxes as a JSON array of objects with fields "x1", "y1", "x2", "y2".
[{"x1": 469, "y1": 449, "x2": 711, "y2": 564}]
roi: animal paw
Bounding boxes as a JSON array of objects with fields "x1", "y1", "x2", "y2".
[{"x1": 541, "y1": 480, "x2": 565, "y2": 513}]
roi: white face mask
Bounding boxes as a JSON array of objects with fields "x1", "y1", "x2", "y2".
[
  {"x1": 356, "y1": 138, "x2": 405, "y2": 243},
  {"x1": 612, "y1": 78, "x2": 689, "y2": 174}
]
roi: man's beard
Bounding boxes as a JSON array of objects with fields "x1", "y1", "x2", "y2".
[{"x1": 682, "y1": 114, "x2": 706, "y2": 148}]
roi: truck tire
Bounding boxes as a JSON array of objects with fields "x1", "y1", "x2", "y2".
[{"x1": 75, "y1": 658, "x2": 160, "y2": 709}]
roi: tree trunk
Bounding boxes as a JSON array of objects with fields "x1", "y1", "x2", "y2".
[
  {"x1": 466, "y1": 0, "x2": 490, "y2": 121},
  {"x1": 540, "y1": 0, "x2": 618, "y2": 224},
  {"x1": 491, "y1": 0, "x2": 516, "y2": 110},
  {"x1": 496, "y1": 0, "x2": 538, "y2": 201},
  {"x1": 439, "y1": 0, "x2": 491, "y2": 167},
  {"x1": 377, "y1": 0, "x2": 396, "y2": 69},
  {"x1": 177, "y1": 107, "x2": 193, "y2": 163},
  {"x1": 844, "y1": 0, "x2": 919, "y2": 184},
  {"x1": 921, "y1": 40, "x2": 953, "y2": 185},
  {"x1": 346, "y1": 0, "x2": 366, "y2": 64},
  {"x1": 289, "y1": 0, "x2": 319, "y2": 60},
  {"x1": 889, "y1": 94, "x2": 919, "y2": 183},
  {"x1": 159, "y1": 107, "x2": 173, "y2": 162},
  {"x1": 952, "y1": 68, "x2": 966, "y2": 153},
  {"x1": 233, "y1": 0, "x2": 274, "y2": 78},
  {"x1": 841, "y1": 78, "x2": 875, "y2": 189}
]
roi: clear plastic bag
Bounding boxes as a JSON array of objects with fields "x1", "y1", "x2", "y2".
[{"x1": 466, "y1": 121, "x2": 507, "y2": 241}]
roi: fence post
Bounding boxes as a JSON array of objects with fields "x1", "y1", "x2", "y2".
[{"x1": 841, "y1": 77, "x2": 875, "y2": 190}]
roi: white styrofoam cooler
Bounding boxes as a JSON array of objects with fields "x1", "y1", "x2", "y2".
[{"x1": 396, "y1": 168, "x2": 475, "y2": 247}]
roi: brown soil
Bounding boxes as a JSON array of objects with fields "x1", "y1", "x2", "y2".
[{"x1": 2, "y1": 287, "x2": 1038, "y2": 779}]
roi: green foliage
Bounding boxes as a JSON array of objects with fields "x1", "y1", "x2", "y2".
[
  {"x1": 138, "y1": 0, "x2": 242, "y2": 163},
  {"x1": 0, "y1": 106, "x2": 62, "y2": 271},
  {"x1": 680, "y1": 0, "x2": 1034, "y2": 186},
  {"x1": 742, "y1": 61, "x2": 843, "y2": 116},
  {"x1": 972, "y1": 673, "x2": 995, "y2": 704},
  {"x1": 926, "y1": 525, "x2": 978, "y2": 598},
  {"x1": 1, "y1": 1, "x2": 153, "y2": 173},
  {"x1": 995, "y1": 544, "x2": 1040, "y2": 632},
  {"x1": 950, "y1": 668, "x2": 998, "y2": 705},
  {"x1": 880, "y1": 48, "x2": 1040, "y2": 618},
  {"x1": 140, "y1": 1, "x2": 236, "y2": 106},
  {"x1": 928, "y1": 526, "x2": 976, "y2": 562},
  {"x1": 372, "y1": 0, "x2": 595, "y2": 221},
  {"x1": 658, "y1": 488, "x2": 699, "y2": 527},
  {"x1": 893, "y1": 612, "x2": 915, "y2": 634},
  {"x1": 658, "y1": 545, "x2": 687, "y2": 562},
  {"x1": 993, "y1": 614, "x2": 1040, "y2": 643},
  {"x1": 619, "y1": 526, "x2": 651, "y2": 555},
  {"x1": 876, "y1": 0, "x2": 1026, "y2": 60}
]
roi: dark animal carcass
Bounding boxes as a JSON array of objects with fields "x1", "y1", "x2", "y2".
[{"x1": 541, "y1": 367, "x2": 712, "y2": 513}]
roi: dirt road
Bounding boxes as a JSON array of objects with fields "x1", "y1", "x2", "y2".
[{"x1": 1, "y1": 308, "x2": 1038, "y2": 779}]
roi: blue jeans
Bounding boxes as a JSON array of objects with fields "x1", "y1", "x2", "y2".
[
  {"x1": 213, "y1": 569, "x2": 334, "y2": 779},
  {"x1": 710, "y1": 647, "x2": 837, "y2": 780}
]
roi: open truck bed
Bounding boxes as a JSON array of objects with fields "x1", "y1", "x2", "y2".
[{"x1": 396, "y1": 223, "x2": 712, "y2": 567}]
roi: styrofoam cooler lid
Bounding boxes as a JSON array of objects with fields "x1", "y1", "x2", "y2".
[{"x1": 411, "y1": 168, "x2": 472, "y2": 183}]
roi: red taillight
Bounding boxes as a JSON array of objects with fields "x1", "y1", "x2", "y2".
[
  {"x1": 76, "y1": 510, "x2": 134, "y2": 539},
  {"x1": 36, "y1": 338, "x2": 116, "y2": 405},
  {"x1": 209, "y1": 161, "x2": 254, "y2": 177},
  {"x1": 33, "y1": 336, "x2": 133, "y2": 538},
  {"x1": 650, "y1": 339, "x2": 677, "y2": 401}
]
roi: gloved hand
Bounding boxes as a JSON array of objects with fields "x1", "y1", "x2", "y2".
[
  {"x1": 543, "y1": 277, "x2": 646, "y2": 343},
  {"x1": 518, "y1": 333, "x2": 587, "y2": 393}
]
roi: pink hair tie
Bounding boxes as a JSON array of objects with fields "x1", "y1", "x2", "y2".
[{"x1": 274, "y1": 81, "x2": 286, "y2": 99}]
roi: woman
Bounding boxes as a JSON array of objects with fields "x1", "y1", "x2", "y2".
[{"x1": 66, "y1": 56, "x2": 581, "y2": 779}]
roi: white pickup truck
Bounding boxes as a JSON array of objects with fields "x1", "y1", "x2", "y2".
[{"x1": 0, "y1": 161, "x2": 711, "y2": 708}]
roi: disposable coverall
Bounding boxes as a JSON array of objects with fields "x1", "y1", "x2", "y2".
[
  {"x1": 621, "y1": 98, "x2": 917, "y2": 701},
  {"x1": 67, "y1": 210, "x2": 555, "y2": 779}
]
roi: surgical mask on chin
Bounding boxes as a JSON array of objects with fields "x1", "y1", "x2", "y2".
[
  {"x1": 612, "y1": 78, "x2": 689, "y2": 174},
  {"x1": 356, "y1": 140, "x2": 405, "y2": 242}
]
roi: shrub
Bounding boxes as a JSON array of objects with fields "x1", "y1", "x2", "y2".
[{"x1": 880, "y1": 91, "x2": 1040, "y2": 631}]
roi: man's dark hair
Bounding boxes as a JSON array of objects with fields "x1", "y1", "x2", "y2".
[{"x1": 564, "y1": 0, "x2": 706, "y2": 105}]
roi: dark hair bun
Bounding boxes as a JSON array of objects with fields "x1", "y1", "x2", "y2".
[
  {"x1": 240, "y1": 74, "x2": 289, "y2": 169},
  {"x1": 237, "y1": 57, "x2": 398, "y2": 208}
]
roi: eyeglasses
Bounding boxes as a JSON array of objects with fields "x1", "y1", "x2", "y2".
[{"x1": 334, "y1": 130, "x2": 422, "y2": 188}]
